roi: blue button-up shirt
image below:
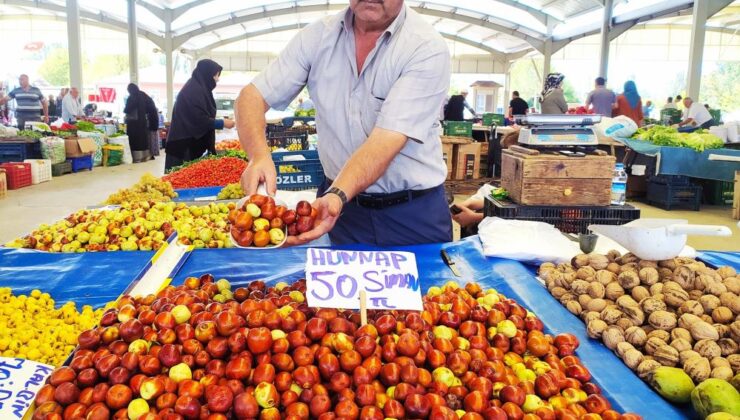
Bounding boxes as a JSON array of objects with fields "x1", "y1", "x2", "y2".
[{"x1": 252, "y1": 6, "x2": 450, "y2": 193}]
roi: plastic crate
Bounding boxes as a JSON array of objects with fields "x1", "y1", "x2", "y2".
[
  {"x1": 709, "y1": 109, "x2": 721, "y2": 124},
  {"x1": 52, "y1": 161, "x2": 72, "y2": 177},
  {"x1": 173, "y1": 186, "x2": 224, "y2": 202},
  {"x1": 703, "y1": 180, "x2": 733, "y2": 206},
  {"x1": 0, "y1": 141, "x2": 41, "y2": 163},
  {"x1": 272, "y1": 150, "x2": 324, "y2": 191},
  {"x1": 483, "y1": 195, "x2": 641, "y2": 234},
  {"x1": 0, "y1": 170, "x2": 6, "y2": 199},
  {"x1": 660, "y1": 109, "x2": 682, "y2": 125},
  {"x1": 482, "y1": 113, "x2": 505, "y2": 126},
  {"x1": 646, "y1": 181, "x2": 702, "y2": 211},
  {"x1": 443, "y1": 121, "x2": 473, "y2": 137},
  {"x1": 267, "y1": 131, "x2": 309, "y2": 151},
  {"x1": 23, "y1": 159, "x2": 52, "y2": 184},
  {"x1": 0, "y1": 162, "x2": 33, "y2": 189},
  {"x1": 647, "y1": 174, "x2": 690, "y2": 185},
  {"x1": 67, "y1": 154, "x2": 93, "y2": 173}
]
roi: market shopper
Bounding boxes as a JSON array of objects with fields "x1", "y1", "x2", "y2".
[
  {"x1": 677, "y1": 97, "x2": 715, "y2": 132},
  {"x1": 0, "y1": 74, "x2": 49, "y2": 129},
  {"x1": 145, "y1": 96, "x2": 160, "y2": 158},
  {"x1": 508, "y1": 91, "x2": 528, "y2": 118},
  {"x1": 165, "y1": 59, "x2": 235, "y2": 171},
  {"x1": 614, "y1": 81, "x2": 644, "y2": 126},
  {"x1": 444, "y1": 90, "x2": 476, "y2": 121},
  {"x1": 47, "y1": 95, "x2": 57, "y2": 119},
  {"x1": 124, "y1": 83, "x2": 152, "y2": 163},
  {"x1": 643, "y1": 100, "x2": 654, "y2": 119},
  {"x1": 585, "y1": 77, "x2": 616, "y2": 117},
  {"x1": 235, "y1": 0, "x2": 452, "y2": 246},
  {"x1": 61, "y1": 87, "x2": 83, "y2": 122},
  {"x1": 539, "y1": 73, "x2": 568, "y2": 114},
  {"x1": 663, "y1": 97, "x2": 677, "y2": 109}
]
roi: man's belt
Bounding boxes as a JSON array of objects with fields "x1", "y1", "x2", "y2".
[{"x1": 325, "y1": 178, "x2": 438, "y2": 210}]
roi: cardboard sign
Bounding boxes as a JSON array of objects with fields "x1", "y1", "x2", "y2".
[
  {"x1": 305, "y1": 248, "x2": 423, "y2": 310},
  {"x1": 0, "y1": 357, "x2": 54, "y2": 419}
]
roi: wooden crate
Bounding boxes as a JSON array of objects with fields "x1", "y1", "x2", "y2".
[
  {"x1": 442, "y1": 143, "x2": 454, "y2": 180},
  {"x1": 454, "y1": 142, "x2": 481, "y2": 180},
  {"x1": 501, "y1": 146, "x2": 615, "y2": 206}
]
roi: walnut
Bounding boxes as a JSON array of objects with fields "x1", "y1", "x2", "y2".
[
  {"x1": 616, "y1": 341, "x2": 635, "y2": 358},
  {"x1": 645, "y1": 337, "x2": 667, "y2": 356},
  {"x1": 625, "y1": 326, "x2": 648, "y2": 347},
  {"x1": 616, "y1": 295, "x2": 639, "y2": 308},
  {"x1": 673, "y1": 265, "x2": 696, "y2": 290},
  {"x1": 650, "y1": 283, "x2": 664, "y2": 296},
  {"x1": 648, "y1": 310, "x2": 677, "y2": 331},
  {"x1": 587, "y1": 282, "x2": 606, "y2": 299},
  {"x1": 639, "y1": 260, "x2": 658, "y2": 269},
  {"x1": 582, "y1": 311, "x2": 602, "y2": 324},
  {"x1": 588, "y1": 254, "x2": 610, "y2": 270},
  {"x1": 557, "y1": 262, "x2": 574, "y2": 273},
  {"x1": 586, "y1": 298, "x2": 607, "y2": 313},
  {"x1": 678, "y1": 300, "x2": 704, "y2": 316},
  {"x1": 600, "y1": 306, "x2": 623, "y2": 325},
  {"x1": 606, "y1": 250, "x2": 621, "y2": 262},
  {"x1": 607, "y1": 262, "x2": 621, "y2": 274},
  {"x1": 571, "y1": 254, "x2": 591, "y2": 269},
  {"x1": 578, "y1": 294, "x2": 593, "y2": 308},
  {"x1": 647, "y1": 329, "x2": 671, "y2": 342},
  {"x1": 711, "y1": 366, "x2": 733, "y2": 380},
  {"x1": 680, "y1": 350, "x2": 702, "y2": 365},
  {"x1": 705, "y1": 280, "x2": 728, "y2": 297},
  {"x1": 728, "y1": 297, "x2": 740, "y2": 315},
  {"x1": 560, "y1": 293, "x2": 576, "y2": 304},
  {"x1": 622, "y1": 348, "x2": 644, "y2": 370},
  {"x1": 566, "y1": 300, "x2": 582, "y2": 316},
  {"x1": 694, "y1": 339, "x2": 722, "y2": 359},
  {"x1": 688, "y1": 290, "x2": 705, "y2": 301},
  {"x1": 715, "y1": 324, "x2": 730, "y2": 339},
  {"x1": 670, "y1": 338, "x2": 692, "y2": 353},
  {"x1": 550, "y1": 287, "x2": 568, "y2": 299},
  {"x1": 539, "y1": 262, "x2": 557, "y2": 272},
  {"x1": 605, "y1": 282, "x2": 625, "y2": 300},
  {"x1": 728, "y1": 354, "x2": 740, "y2": 373},
  {"x1": 576, "y1": 266, "x2": 597, "y2": 281},
  {"x1": 719, "y1": 292, "x2": 737, "y2": 309},
  {"x1": 664, "y1": 288, "x2": 690, "y2": 309},
  {"x1": 619, "y1": 253, "x2": 639, "y2": 265},
  {"x1": 595, "y1": 270, "x2": 616, "y2": 285},
  {"x1": 616, "y1": 318, "x2": 634, "y2": 331},
  {"x1": 659, "y1": 258, "x2": 678, "y2": 270},
  {"x1": 690, "y1": 321, "x2": 720, "y2": 341},
  {"x1": 636, "y1": 359, "x2": 661, "y2": 379},
  {"x1": 710, "y1": 357, "x2": 730, "y2": 369},
  {"x1": 658, "y1": 267, "x2": 674, "y2": 281},
  {"x1": 602, "y1": 326, "x2": 625, "y2": 350},
  {"x1": 684, "y1": 356, "x2": 711, "y2": 383},
  {"x1": 701, "y1": 314, "x2": 714, "y2": 324},
  {"x1": 587, "y1": 319, "x2": 608, "y2": 339},
  {"x1": 670, "y1": 328, "x2": 693, "y2": 343},
  {"x1": 694, "y1": 274, "x2": 711, "y2": 291},
  {"x1": 712, "y1": 306, "x2": 734, "y2": 324},
  {"x1": 641, "y1": 297, "x2": 667, "y2": 315},
  {"x1": 638, "y1": 267, "x2": 660, "y2": 286},
  {"x1": 618, "y1": 271, "x2": 640, "y2": 290},
  {"x1": 654, "y1": 345, "x2": 680, "y2": 367},
  {"x1": 717, "y1": 266, "x2": 737, "y2": 280},
  {"x1": 729, "y1": 321, "x2": 740, "y2": 342},
  {"x1": 621, "y1": 305, "x2": 645, "y2": 326},
  {"x1": 631, "y1": 286, "x2": 651, "y2": 303},
  {"x1": 571, "y1": 280, "x2": 590, "y2": 295},
  {"x1": 717, "y1": 338, "x2": 738, "y2": 357},
  {"x1": 679, "y1": 313, "x2": 703, "y2": 329},
  {"x1": 723, "y1": 277, "x2": 740, "y2": 294}
]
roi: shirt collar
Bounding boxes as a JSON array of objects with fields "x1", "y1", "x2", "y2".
[{"x1": 341, "y1": 5, "x2": 407, "y2": 37}]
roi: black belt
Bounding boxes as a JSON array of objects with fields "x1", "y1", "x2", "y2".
[{"x1": 325, "y1": 179, "x2": 438, "y2": 210}]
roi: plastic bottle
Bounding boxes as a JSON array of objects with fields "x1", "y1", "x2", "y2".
[{"x1": 611, "y1": 163, "x2": 628, "y2": 205}]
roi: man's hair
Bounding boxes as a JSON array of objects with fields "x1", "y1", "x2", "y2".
[
  {"x1": 683, "y1": 97, "x2": 692, "y2": 102},
  {"x1": 595, "y1": 77, "x2": 606, "y2": 86},
  {"x1": 676, "y1": 95, "x2": 682, "y2": 100},
  {"x1": 667, "y1": 97, "x2": 673, "y2": 102},
  {"x1": 512, "y1": 91, "x2": 520, "y2": 97}
]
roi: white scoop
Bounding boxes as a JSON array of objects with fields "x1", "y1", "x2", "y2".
[{"x1": 588, "y1": 218, "x2": 732, "y2": 261}]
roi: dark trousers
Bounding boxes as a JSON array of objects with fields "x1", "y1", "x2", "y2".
[
  {"x1": 317, "y1": 180, "x2": 452, "y2": 247},
  {"x1": 16, "y1": 112, "x2": 40, "y2": 130}
]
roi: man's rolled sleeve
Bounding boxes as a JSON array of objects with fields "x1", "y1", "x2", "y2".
[
  {"x1": 374, "y1": 42, "x2": 450, "y2": 142},
  {"x1": 252, "y1": 22, "x2": 322, "y2": 110}
]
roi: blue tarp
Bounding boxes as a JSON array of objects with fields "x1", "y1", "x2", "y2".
[{"x1": 698, "y1": 250, "x2": 740, "y2": 270}]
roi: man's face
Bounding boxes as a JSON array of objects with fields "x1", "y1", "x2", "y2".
[
  {"x1": 19, "y1": 76, "x2": 29, "y2": 88},
  {"x1": 71, "y1": 88, "x2": 79, "y2": 98},
  {"x1": 350, "y1": 0, "x2": 403, "y2": 26},
  {"x1": 683, "y1": 98, "x2": 691, "y2": 108}
]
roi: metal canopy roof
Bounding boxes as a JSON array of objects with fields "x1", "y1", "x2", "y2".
[{"x1": 0, "y1": 0, "x2": 737, "y2": 58}]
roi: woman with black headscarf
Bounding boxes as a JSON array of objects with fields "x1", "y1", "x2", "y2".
[
  {"x1": 165, "y1": 59, "x2": 234, "y2": 170},
  {"x1": 124, "y1": 83, "x2": 151, "y2": 162},
  {"x1": 539, "y1": 73, "x2": 568, "y2": 115}
]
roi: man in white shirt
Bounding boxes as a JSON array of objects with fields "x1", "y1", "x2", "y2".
[
  {"x1": 677, "y1": 97, "x2": 714, "y2": 132},
  {"x1": 61, "y1": 87, "x2": 83, "y2": 122}
]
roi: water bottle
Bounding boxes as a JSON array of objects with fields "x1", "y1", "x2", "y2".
[{"x1": 611, "y1": 163, "x2": 628, "y2": 205}]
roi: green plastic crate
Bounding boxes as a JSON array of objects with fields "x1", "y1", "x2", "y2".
[
  {"x1": 709, "y1": 109, "x2": 722, "y2": 124},
  {"x1": 443, "y1": 121, "x2": 473, "y2": 137},
  {"x1": 660, "y1": 109, "x2": 682, "y2": 125},
  {"x1": 482, "y1": 113, "x2": 505, "y2": 126},
  {"x1": 704, "y1": 180, "x2": 733, "y2": 206}
]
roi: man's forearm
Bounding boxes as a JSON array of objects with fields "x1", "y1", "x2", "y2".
[
  {"x1": 42, "y1": 101, "x2": 48, "y2": 118},
  {"x1": 235, "y1": 84, "x2": 271, "y2": 160},
  {"x1": 330, "y1": 127, "x2": 407, "y2": 200}
]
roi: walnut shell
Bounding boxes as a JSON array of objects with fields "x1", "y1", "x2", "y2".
[
  {"x1": 684, "y1": 356, "x2": 711, "y2": 383},
  {"x1": 678, "y1": 300, "x2": 704, "y2": 316},
  {"x1": 690, "y1": 321, "x2": 720, "y2": 341},
  {"x1": 670, "y1": 338, "x2": 693, "y2": 353},
  {"x1": 576, "y1": 266, "x2": 597, "y2": 281},
  {"x1": 619, "y1": 253, "x2": 639, "y2": 265},
  {"x1": 636, "y1": 359, "x2": 661, "y2": 379},
  {"x1": 616, "y1": 318, "x2": 634, "y2": 331},
  {"x1": 571, "y1": 280, "x2": 590, "y2": 295},
  {"x1": 680, "y1": 350, "x2": 702, "y2": 365},
  {"x1": 600, "y1": 306, "x2": 623, "y2": 325},
  {"x1": 631, "y1": 286, "x2": 651, "y2": 303},
  {"x1": 625, "y1": 326, "x2": 648, "y2": 347},
  {"x1": 688, "y1": 289, "x2": 705, "y2": 301},
  {"x1": 586, "y1": 298, "x2": 607, "y2": 313},
  {"x1": 616, "y1": 295, "x2": 639, "y2": 308},
  {"x1": 710, "y1": 357, "x2": 730, "y2": 369},
  {"x1": 589, "y1": 254, "x2": 610, "y2": 270},
  {"x1": 711, "y1": 366, "x2": 734, "y2": 380},
  {"x1": 566, "y1": 300, "x2": 582, "y2": 316},
  {"x1": 700, "y1": 314, "x2": 714, "y2": 324},
  {"x1": 616, "y1": 341, "x2": 635, "y2": 358},
  {"x1": 582, "y1": 311, "x2": 602, "y2": 324},
  {"x1": 717, "y1": 266, "x2": 737, "y2": 280},
  {"x1": 728, "y1": 354, "x2": 740, "y2": 373},
  {"x1": 647, "y1": 329, "x2": 671, "y2": 342},
  {"x1": 605, "y1": 282, "x2": 625, "y2": 300},
  {"x1": 723, "y1": 277, "x2": 740, "y2": 295},
  {"x1": 639, "y1": 267, "x2": 660, "y2": 286},
  {"x1": 587, "y1": 282, "x2": 606, "y2": 299},
  {"x1": 606, "y1": 250, "x2": 621, "y2": 262},
  {"x1": 550, "y1": 286, "x2": 568, "y2": 299},
  {"x1": 602, "y1": 326, "x2": 625, "y2": 351},
  {"x1": 694, "y1": 339, "x2": 722, "y2": 359},
  {"x1": 659, "y1": 267, "x2": 674, "y2": 281},
  {"x1": 641, "y1": 297, "x2": 668, "y2": 315},
  {"x1": 578, "y1": 294, "x2": 593, "y2": 308},
  {"x1": 679, "y1": 313, "x2": 703, "y2": 330},
  {"x1": 715, "y1": 324, "x2": 730, "y2": 339},
  {"x1": 729, "y1": 321, "x2": 740, "y2": 342},
  {"x1": 654, "y1": 345, "x2": 680, "y2": 367},
  {"x1": 717, "y1": 338, "x2": 738, "y2": 357},
  {"x1": 622, "y1": 305, "x2": 646, "y2": 326},
  {"x1": 648, "y1": 310, "x2": 678, "y2": 331},
  {"x1": 670, "y1": 328, "x2": 693, "y2": 343},
  {"x1": 719, "y1": 292, "x2": 737, "y2": 309},
  {"x1": 558, "y1": 262, "x2": 575, "y2": 272},
  {"x1": 663, "y1": 287, "x2": 690, "y2": 308},
  {"x1": 659, "y1": 259, "x2": 678, "y2": 270},
  {"x1": 595, "y1": 270, "x2": 616, "y2": 285},
  {"x1": 587, "y1": 319, "x2": 608, "y2": 339},
  {"x1": 638, "y1": 260, "x2": 658, "y2": 269},
  {"x1": 560, "y1": 293, "x2": 577, "y2": 304},
  {"x1": 572, "y1": 254, "x2": 591, "y2": 269},
  {"x1": 622, "y1": 348, "x2": 644, "y2": 370},
  {"x1": 620, "y1": 263, "x2": 639, "y2": 274},
  {"x1": 705, "y1": 280, "x2": 728, "y2": 297},
  {"x1": 618, "y1": 271, "x2": 640, "y2": 290},
  {"x1": 712, "y1": 306, "x2": 734, "y2": 324},
  {"x1": 645, "y1": 337, "x2": 667, "y2": 356},
  {"x1": 650, "y1": 283, "x2": 664, "y2": 296},
  {"x1": 539, "y1": 262, "x2": 557, "y2": 272},
  {"x1": 673, "y1": 265, "x2": 696, "y2": 290}
]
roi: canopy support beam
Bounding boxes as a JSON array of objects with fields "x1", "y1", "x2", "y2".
[
  {"x1": 598, "y1": 0, "x2": 614, "y2": 78},
  {"x1": 163, "y1": 8, "x2": 175, "y2": 119},
  {"x1": 127, "y1": 0, "x2": 139, "y2": 84},
  {"x1": 66, "y1": 0, "x2": 83, "y2": 94}
]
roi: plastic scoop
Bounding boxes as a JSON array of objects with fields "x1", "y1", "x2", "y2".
[
  {"x1": 230, "y1": 185, "x2": 288, "y2": 249},
  {"x1": 589, "y1": 218, "x2": 732, "y2": 261}
]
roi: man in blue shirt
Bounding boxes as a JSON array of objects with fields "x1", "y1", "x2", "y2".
[{"x1": 0, "y1": 75, "x2": 49, "y2": 129}]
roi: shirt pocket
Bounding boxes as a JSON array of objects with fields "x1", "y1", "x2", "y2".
[{"x1": 360, "y1": 96, "x2": 384, "y2": 138}]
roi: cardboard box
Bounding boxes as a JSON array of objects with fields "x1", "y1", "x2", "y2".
[
  {"x1": 454, "y1": 142, "x2": 481, "y2": 180},
  {"x1": 65, "y1": 137, "x2": 96, "y2": 158},
  {"x1": 442, "y1": 143, "x2": 454, "y2": 180}
]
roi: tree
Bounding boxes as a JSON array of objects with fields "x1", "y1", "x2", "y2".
[
  {"x1": 38, "y1": 48, "x2": 70, "y2": 86},
  {"x1": 701, "y1": 62, "x2": 740, "y2": 113}
]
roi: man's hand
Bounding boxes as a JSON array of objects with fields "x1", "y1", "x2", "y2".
[
  {"x1": 223, "y1": 119, "x2": 235, "y2": 129},
  {"x1": 42, "y1": 115, "x2": 49, "y2": 123},
  {"x1": 240, "y1": 156, "x2": 277, "y2": 196},
  {"x1": 452, "y1": 204, "x2": 482, "y2": 228},
  {"x1": 285, "y1": 193, "x2": 343, "y2": 246}
]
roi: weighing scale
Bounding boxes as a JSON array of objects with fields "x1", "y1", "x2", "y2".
[{"x1": 515, "y1": 114, "x2": 601, "y2": 151}]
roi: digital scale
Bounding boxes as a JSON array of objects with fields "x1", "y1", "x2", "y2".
[{"x1": 515, "y1": 114, "x2": 601, "y2": 148}]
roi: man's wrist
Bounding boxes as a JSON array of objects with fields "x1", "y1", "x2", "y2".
[{"x1": 324, "y1": 186, "x2": 348, "y2": 206}]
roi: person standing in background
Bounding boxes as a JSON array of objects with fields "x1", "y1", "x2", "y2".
[
  {"x1": 144, "y1": 96, "x2": 160, "y2": 158},
  {"x1": 0, "y1": 74, "x2": 49, "y2": 129},
  {"x1": 539, "y1": 73, "x2": 568, "y2": 115},
  {"x1": 124, "y1": 83, "x2": 152, "y2": 163},
  {"x1": 642, "y1": 100, "x2": 654, "y2": 120},
  {"x1": 508, "y1": 91, "x2": 528, "y2": 118},
  {"x1": 0, "y1": 87, "x2": 9, "y2": 125},
  {"x1": 614, "y1": 81, "x2": 644, "y2": 126},
  {"x1": 663, "y1": 97, "x2": 677, "y2": 110},
  {"x1": 585, "y1": 77, "x2": 616, "y2": 117},
  {"x1": 56, "y1": 88, "x2": 68, "y2": 116},
  {"x1": 444, "y1": 90, "x2": 476, "y2": 121},
  {"x1": 47, "y1": 95, "x2": 57, "y2": 119},
  {"x1": 62, "y1": 87, "x2": 84, "y2": 122}
]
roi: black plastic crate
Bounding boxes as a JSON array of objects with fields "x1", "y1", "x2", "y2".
[
  {"x1": 647, "y1": 174, "x2": 690, "y2": 185},
  {"x1": 483, "y1": 196, "x2": 641, "y2": 234},
  {"x1": 267, "y1": 131, "x2": 309, "y2": 150},
  {"x1": 0, "y1": 141, "x2": 41, "y2": 163},
  {"x1": 646, "y1": 181, "x2": 702, "y2": 211}
]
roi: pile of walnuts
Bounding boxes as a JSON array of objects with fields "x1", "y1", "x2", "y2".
[{"x1": 539, "y1": 252, "x2": 739, "y2": 385}]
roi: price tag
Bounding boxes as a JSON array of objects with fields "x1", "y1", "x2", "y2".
[
  {"x1": 305, "y1": 248, "x2": 422, "y2": 310},
  {"x1": 0, "y1": 357, "x2": 54, "y2": 419}
]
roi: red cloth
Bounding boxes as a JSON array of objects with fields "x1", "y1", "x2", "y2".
[{"x1": 614, "y1": 95, "x2": 644, "y2": 126}]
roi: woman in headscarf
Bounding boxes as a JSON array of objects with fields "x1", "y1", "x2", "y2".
[
  {"x1": 539, "y1": 73, "x2": 568, "y2": 114},
  {"x1": 614, "y1": 80, "x2": 644, "y2": 126},
  {"x1": 124, "y1": 83, "x2": 151, "y2": 162},
  {"x1": 165, "y1": 59, "x2": 235, "y2": 170}
]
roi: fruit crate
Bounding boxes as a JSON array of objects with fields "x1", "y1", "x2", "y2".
[
  {"x1": 646, "y1": 181, "x2": 702, "y2": 211},
  {"x1": 702, "y1": 180, "x2": 734, "y2": 206},
  {"x1": 267, "y1": 131, "x2": 309, "y2": 151},
  {"x1": 173, "y1": 186, "x2": 225, "y2": 202},
  {"x1": 0, "y1": 162, "x2": 32, "y2": 190},
  {"x1": 647, "y1": 174, "x2": 690, "y2": 185},
  {"x1": 0, "y1": 169, "x2": 6, "y2": 199},
  {"x1": 67, "y1": 154, "x2": 93, "y2": 173},
  {"x1": 23, "y1": 159, "x2": 52, "y2": 184},
  {"x1": 443, "y1": 121, "x2": 473, "y2": 137},
  {"x1": 709, "y1": 109, "x2": 721, "y2": 124},
  {"x1": 51, "y1": 161, "x2": 72, "y2": 177},
  {"x1": 659, "y1": 108, "x2": 682, "y2": 125},
  {"x1": 272, "y1": 150, "x2": 324, "y2": 191},
  {"x1": 483, "y1": 195, "x2": 641, "y2": 234},
  {"x1": 482, "y1": 113, "x2": 505, "y2": 126},
  {"x1": 0, "y1": 140, "x2": 42, "y2": 163}
]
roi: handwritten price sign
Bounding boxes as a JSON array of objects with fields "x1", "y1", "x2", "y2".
[
  {"x1": 0, "y1": 357, "x2": 54, "y2": 419},
  {"x1": 305, "y1": 248, "x2": 423, "y2": 310}
]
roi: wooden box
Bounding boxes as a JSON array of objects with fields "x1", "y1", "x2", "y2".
[
  {"x1": 454, "y1": 143, "x2": 481, "y2": 180},
  {"x1": 441, "y1": 143, "x2": 454, "y2": 180},
  {"x1": 501, "y1": 146, "x2": 615, "y2": 206}
]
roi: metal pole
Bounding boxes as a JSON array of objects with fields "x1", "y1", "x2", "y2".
[
  {"x1": 127, "y1": 0, "x2": 139, "y2": 84},
  {"x1": 66, "y1": 0, "x2": 83, "y2": 94},
  {"x1": 598, "y1": 0, "x2": 614, "y2": 78},
  {"x1": 503, "y1": 62, "x2": 511, "y2": 114},
  {"x1": 164, "y1": 9, "x2": 175, "y2": 120},
  {"x1": 542, "y1": 40, "x2": 552, "y2": 77},
  {"x1": 686, "y1": 0, "x2": 708, "y2": 100}
]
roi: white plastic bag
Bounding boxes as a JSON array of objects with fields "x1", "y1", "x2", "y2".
[
  {"x1": 596, "y1": 115, "x2": 638, "y2": 138},
  {"x1": 108, "y1": 135, "x2": 133, "y2": 165},
  {"x1": 40, "y1": 136, "x2": 66, "y2": 164}
]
